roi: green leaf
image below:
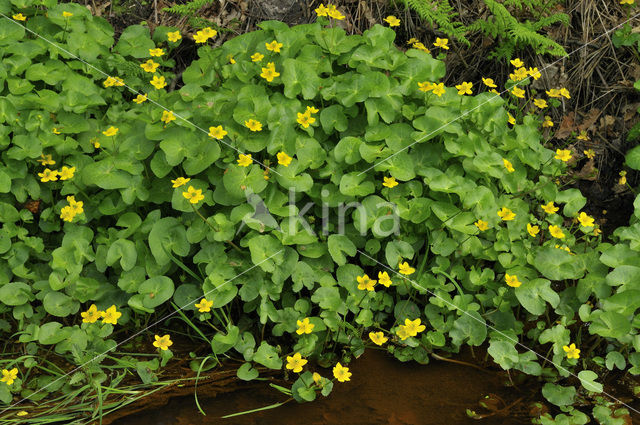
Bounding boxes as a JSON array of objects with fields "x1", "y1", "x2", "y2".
[
  {"x1": 589, "y1": 311, "x2": 631, "y2": 339},
  {"x1": 339, "y1": 172, "x2": 375, "y2": 197},
  {"x1": 281, "y1": 58, "x2": 321, "y2": 99},
  {"x1": 114, "y1": 25, "x2": 156, "y2": 58},
  {"x1": 449, "y1": 311, "x2": 487, "y2": 346},
  {"x1": 253, "y1": 341, "x2": 282, "y2": 369},
  {"x1": 327, "y1": 234, "x2": 356, "y2": 266},
  {"x1": 542, "y1": 383, "x2": 576, "y2": 407},
  {"x1": 247, "y1": 235, "x2": 284, "y2": 272},
  {"x1": 626, "y1": 144, "x2": 640, "y2": 170},
  {"x1": 38, "y1": 322, "x2": 70, "y2": 345},
  {"x1": 311, "y1": 286, "x2": 342, "y2": 311},
  {"x1": 577, "y1": 370, "x2": 603, "y2": 393},
  {"x1": 0, "y1": 282, "x2": 32, "y2": 305},
  {"x1": 533, "y1": 248, "x2": 586, "y2": 281},
  {"x1": 148, "y1": 217, "x2": 190, "y2": 265},
  {"x1": 43, "y1": 292, "x2": 78, "y2": 317},
  {"x1": 137, "y1": 276, "x2": 175, "y2": 309},
  {"x1": 106, "y1": 239, "x2": 137, "y2": 271},
  {"x1": 515, "y1": 278, "x2": 560, "y2": 315},
  {"x1": 237, "y1": 362, "x2": 259, "y2": 381}
]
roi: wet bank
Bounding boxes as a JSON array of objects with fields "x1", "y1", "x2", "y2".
[{"x1": 111, "y1": 349, "x2": 531, "y2": 425}]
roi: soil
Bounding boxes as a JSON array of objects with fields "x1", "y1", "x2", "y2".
[{"x1": 111, "y1": 349, "x2": 533, "y2": 425}]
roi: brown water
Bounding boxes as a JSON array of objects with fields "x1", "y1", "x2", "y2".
[{"x1": 111, "y1": 349, "x2": 530, "y2": 425}]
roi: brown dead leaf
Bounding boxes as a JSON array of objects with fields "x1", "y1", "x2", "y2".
[
  {"x1": 600, "y1": 115, "x2": 616, "y2": 128},
  {"x1": 623, "y1": 103, "x2": 639, "y2": 121},
  {"x1": 578, "y1": 108, "x2": 600, "y2": 132},
  {"x1": 574, "y1": 159, "x2": 598, "y2": 181},
  {"x1": 555, "y1": 112, "x2": 576, "y2": 139}
]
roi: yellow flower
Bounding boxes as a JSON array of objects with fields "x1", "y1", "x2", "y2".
[
  {"x1": 482, "y1": 77, "x2": 497, "y2": 88},
  {"x1": 528, "y1": 67, "x2": 541, "y2": 80},
  {"x1": 171, "y1": 177, "x2": 190, "y2": 188},
  {"x1": 306, "y1": 106, "x2": 319, "y2": 114},
  {"x1": 509, "y1": 67, "x2": 529, "y2": 81},
  {"x1": 102, "y1": 126, "x2": 119, "y2": 137},
  {"x1": 81, "y1": 304, "x2": 102, "y2": 323},
  {"x1": 16, "y1": 411, "x2": 27, "y2": 417},
  {"x1": 433, "y1": 37, "x2": 449, "y2": 49},
  {"x1": 474, "y1": 220, "x2": 489, "y2": 231},
  {"x1": 277, "y1": 151, "x2": 292, "y2": 167},
  {"x1": 546, "y1": 88, "x2": 561, "y2": 98},
  {"x1": 113, "y1": 77, "x2": 125, "y2": 86},
  {"x1": 418, "y1": 81, "x2": 434, "y2": 92},
  {"x1": 38, "y1": 168, "x2": 59, "y2": 182},
  {"x1": 620, "y1": 0, "x2": 635, "y2": 4},
  {"x1": 327, "y1": 6, "x2": 345, "y2": 20},
  {"x1": 201, "y1": 27, "x2": 217, "y2": 38},
  {"x1": 53, "y1": 127, "x2": 61, "y2": 134},
  {"x1": 182, "y1": 185, "x2": 204, "y2": 204},
  {"x1": 296, "y1": 317, "x2": 315, "y2": 335},
  {"x1": 503, "y1": 158, "x2": 515, "y2": 172},
  {"x1": 251, "y1": 52, "x2": 264, "y2": 62},
  {"x1": 133, "y1": 94, "x2": 148, "y2": 104},
  {"x1": 140, "y1": 59, "x2": 159, "y2": 73},
  {"x1": 62, "y1": 11, "x2": 73, "y2": 17},
  {"x1": 150, "y1": 75, "x2": 167, "y2": 90},
  {"x1": 92, "y1": 139, "x2": 100, "y2": 148},
  {"x1": 533, "y1": 98, "x2": 548, "y2": 109},
  {"x1": 195, "y1": 298, "x2": 213, "y2": 312},
  {"x1": 149, "y1": 48, "x2": 164, "y2": 57},
  {"x1": 555, "y1": 149, "x2": 572, "y2": 162},
  {"x1": 403, "y1": 318, "x2": 426, "y2": 336},
  {"x1": 332, "y1": 362, "x2": 351, "y2": 382},
  {"x1": 193, "y1": 31, "x2": 209, "y2": 43},
  {"x1": 161, "y1": 110, "x2": 176, "y2": 124},
  {"x1": 67, "y1": 196, "x2": 83, "y2": 214},
  {"x1": 549, "y1": 225, "x2": 565, "y2": 239},
  {"x1": 382, "y1": 176, "x2": 398, "y2": 188},
  {"x1": 369, "y1": 331, "x2": 388, "y2": 346},
  {"x1": 555, "y1": 244, "x2": 571, "y2": 253},
  {"x1": 356, "y1": 274, "x2": 377, "y2": 291},
  {"x1": 37, "y1": 154, "x2": 56, "y2": 166},
  {"x1": 527, "y1": 223, "x2": 540, "y2": 237},
  {"x1": 260, "y1": 62, "x2": 280, "y2": 82},
  {"x1": 559, "y1": 88, "x2": 571, "y2": 99},
  {"x1": 103, "y1": 76, "x2": 116, "y2": 87},
  {"x1": 102, "y1": 305, "x2": 122, "y2": 325},
  {"x1": 406, "y1": 38, "x2": 419, "y2": 45},
  {"x1": 208, "y1": 125, "x2": 227, "y2": 139},
  {"x1": 619, "y1": 171, "x2": 627, "y2": 185},
  {"x1": 245, "y1": 119, "x2": 262, "y2": 131},
  {"x1": 286, "y1": 352, "x2": 307, "y2": 373},
  {"x1": 431, "y1": 82, "x2": 446, "y2": 97},
  {"x1": 542, "y1": 116, "x2": 554, "y2": 128},
  {"x1": 505, "y1": 273, "x2": 521, "y2": 288},
  {"x1": 396, "y1": 325, "x2": 410, "y2": 341},
  {"x1": 237, "y1": 154, "x2": 253, "y2": 167},
  {"x1": 541, "y1": 201, "x2": 559, "y2": 214},
  {"x1": 297, "y1": 111, "x2": 316, "y2": 128},
  {"x1": 60, "y1": 206, "x2": 76, "y2": 222},
  {"x1": 577, "y1": 130, "x2": 589, "y2": 141},
  {"x1": 58, "y1": 166, "x2": 76, "y2": 181},
  {"x1": 265, "y1": 40, "x2": 283, "y2": 52},
  {"x1": 312, "y1": 372, "x2": 323, "y2": 385},
  {"x1": 593, "y1": 227, "x2": 602, "y2": 236},
  {"x1": 228, "y1": 55, "x2": 236, "y2": 64},
  {"x1": 508, "y1": 113, "x2": 516, "y2": 125},
  {"x1": 378, "y1": 271, "x2": 393, "y2": 287},
  {"x1": 13, "y1": 13, "x2": 26, "y2": 21},
  {"x1": 153, "y1": 334, "x2": 173, "y2": 351},
  {"x1": 584, "y1": 149, "x2": 595, "y2": 159},
  {"x1": 411, "y1": 42, "x2": 430, "y2": 53},
  {"x1": 563, "y1": 343, "x2": 580, "y2": 359},
  {"x1": 384, "y1": 15, "x2": 401, "y2": 27},
  {"x1": 497, "y1": 207, "x2": 515, "y2": 221},
  {"x1": 455, "y1": 81, "x2": 473, "y2": 95},
  {"x1": 510, "y1": 58, "x2": 524, "y2": 68},
  {"x1": 398, "y1": 261, "x2": 415, "y2": 275},
  {"x1": 167, "y1": 31, "x2": 182, "y2": 42},
  {"x1": 1, "y1": 368, "x2": 18, "y2": 385},
  {"x1": 315, "y1": 3, "x2": 329, "y2": 16},
  {"x1": 511, "y1": 86, "x2": 525, "y2": 98}
]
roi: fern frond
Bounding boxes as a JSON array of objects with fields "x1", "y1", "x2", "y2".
[{"x1": 163, "y1": 0, "x2": 217, "y2": 16}]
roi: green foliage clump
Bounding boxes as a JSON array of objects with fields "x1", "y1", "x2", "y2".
[{"x1": 1, "y1": 1, "x2": 640, "y2": 422}]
